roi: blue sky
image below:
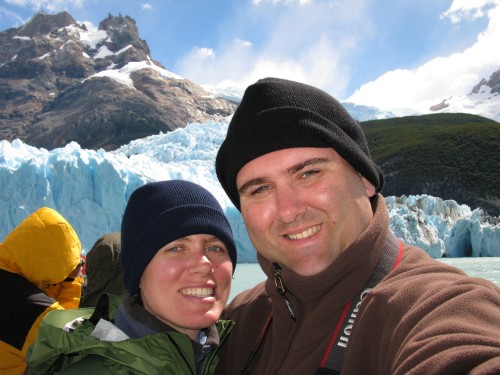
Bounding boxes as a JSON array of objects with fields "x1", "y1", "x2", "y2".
[{"x1": 1, "y1": 0, "x2": 499, "y2": 111}]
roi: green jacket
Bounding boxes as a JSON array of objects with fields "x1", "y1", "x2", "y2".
[{"x1": 26, "y1": 294, "x2": 234, "y2": 375}]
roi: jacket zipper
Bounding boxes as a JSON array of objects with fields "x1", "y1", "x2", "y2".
[
  {"x1": 240, "y1": 265, "x2": 300, "y2": 374},
  {"x1": 200, "y1": 321, "x2": 234, "y2": 375},
  {"x1": 272, "y1": 263, "x2": 297, "y2": 321}
]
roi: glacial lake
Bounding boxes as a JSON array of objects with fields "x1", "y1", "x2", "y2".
[{"x1": 230, "y1": 257, "x2": 500, "y2": 301}]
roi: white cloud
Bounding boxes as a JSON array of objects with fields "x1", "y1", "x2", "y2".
[
  {"x1": 141, "y1": 3, "x2": 152, "y2": 11},
  {"x1": 192, "y1": 47, "x2": 217, "y2": 60},
  {"x1": 177, "y1": 38, "x2": 311, "y2": 93},
  {"x1": 347, "y1": 1, "x2": 500, "y2": 111},
  {"x1": 441, "y1": 0, "x2": 500, "y2": 23},
  {"x1": 5, "y1": 0, "x2": 85, "y2": 12},
  {"x1": 173, "y1": 0, "x2": 500, "y2": 111},
  {"x1": 252, "y1": 0, "x2": 313, "y2": 5},
  {"x1": 233, "y1": 38, "x2": 252, "y2": 48},
  {"x1": 176, "y1": 0, "x2": 369, "y2": 98}
]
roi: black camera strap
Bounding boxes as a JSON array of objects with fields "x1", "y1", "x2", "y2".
[{"x1": 316, "y1": 240, "x2": 403, "y2": 374}]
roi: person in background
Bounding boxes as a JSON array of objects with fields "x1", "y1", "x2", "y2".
[
  {"x1": 80, "y1": 232, "x2": 124, "y2": 308},
  {"x1": 0, "y1": 207, "x2": 83, "y2": 375},
  {"x1": 214, "y1": 77, "x2": 500, "y2": 374},
  {"x1": 27, "y1": 180, "x2": 237, "y2": 374}
]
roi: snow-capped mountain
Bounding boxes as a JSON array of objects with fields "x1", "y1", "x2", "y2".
[
  {"x1": 0, "y1": 11, "x2": 236, "y2": 151},
  {"x1": 428, "y1": 68, "x2": 500, "y2": 121}
]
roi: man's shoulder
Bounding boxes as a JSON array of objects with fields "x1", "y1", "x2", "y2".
[
  {"x1": 224, "y1": 281, "x2": 270, "y2": 318},
  {"x1": 397, "y1": 245, "x2": 470, "y2": 280},
  {"x1": 378, "y1": 244, "x2": 499, "y2": 298}
]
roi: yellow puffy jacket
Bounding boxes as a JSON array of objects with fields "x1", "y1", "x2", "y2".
[{"x1": 0, "y1": 207, "x2": 83, "y2": 375}]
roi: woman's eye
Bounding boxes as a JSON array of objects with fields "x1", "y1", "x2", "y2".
[
  {"x1": 207, "y1": 245, "x2": 224, "y2": 253},
  {"x1": 167, "y1": 246, "x2": 183, "y2": 253}
]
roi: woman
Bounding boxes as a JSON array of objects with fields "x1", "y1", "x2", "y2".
[{"x1": 26, "y1": 180, "x2": 237, "y2": 375}]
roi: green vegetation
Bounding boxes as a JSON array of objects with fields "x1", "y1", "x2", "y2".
[{"x1": 360, "y1": 113, "x2": 500, "y2": 205}]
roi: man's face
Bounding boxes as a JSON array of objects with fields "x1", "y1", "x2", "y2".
[{"x1": 236, "y1": 147, "x2": 376, "y2": 276}]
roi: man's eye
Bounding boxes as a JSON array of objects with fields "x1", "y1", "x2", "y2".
[
  {"x1": 251, "y1": 185, "x2": 269, "y2": 195},
  {"x1": 301, "y1": 169, "x2": 319, "y2": 178}
]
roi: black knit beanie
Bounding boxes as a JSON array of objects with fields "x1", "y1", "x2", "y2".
[
  {"x1": 120, "y1": 180, "x2": 237, "y2": 296},
  {"x1": 216, "y1": 77, "x2": 384, "y2": 209}
]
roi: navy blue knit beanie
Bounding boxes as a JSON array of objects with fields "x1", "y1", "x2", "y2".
[
  {"x1": 120, "y1": 180, "x2": 237, "y2": 296},
  {"x1": 216, "y1": 77, "x2": 384, "y2": 209}
]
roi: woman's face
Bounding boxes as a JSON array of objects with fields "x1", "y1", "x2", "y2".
[{"x1": 140, "y1": 234, "x2": 233, "y2": 340}]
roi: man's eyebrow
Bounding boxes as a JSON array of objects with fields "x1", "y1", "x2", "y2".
[
  {"x1": 287, "y1": 157, "x2": 331, "y2": 174},
  {"x1": 238, "y1": 177, "x2": 267, "y2": 195},
  {"x1": 238, "y1": 157, "x2": 331, "y2": 194}
]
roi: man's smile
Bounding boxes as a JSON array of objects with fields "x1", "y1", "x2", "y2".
[{"x1": 285, "y1": 225, "x2": 321, "y2": 240}]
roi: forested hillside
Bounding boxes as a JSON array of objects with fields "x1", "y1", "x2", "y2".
[{"x1": 361, "y1": 113, "x2": 499, "y2": 215}]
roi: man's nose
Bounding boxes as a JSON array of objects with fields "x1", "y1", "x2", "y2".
[{"x1": 275, "y1": 184, "x2": 306, "y2": 224}]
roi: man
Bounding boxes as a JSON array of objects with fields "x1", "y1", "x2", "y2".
[
  {"x1": 214, "y1": 77, "x2": 500, "y2": 374},
  {"x1": 0, "y1": 207, "x2": 84, "y2": 375}
]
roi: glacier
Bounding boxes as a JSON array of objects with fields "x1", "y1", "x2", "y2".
[{"x1": 0, "y1": 120, "x2": 498, "y2": 262}]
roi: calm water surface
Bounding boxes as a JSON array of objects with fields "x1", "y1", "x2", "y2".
[{"x1": 230, "y1": 257, "x2": 500, "y2": 301}]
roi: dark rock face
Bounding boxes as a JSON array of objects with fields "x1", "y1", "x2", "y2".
[
  {"x1": 0, "y1": 11, "x2": 236, "y2": 150},
  {"x1": 470, "y1": 68, "x2": 500, "y2": 95},
  {"x1": 381, "y1": 172, "x2": 500, "y2": 217}
]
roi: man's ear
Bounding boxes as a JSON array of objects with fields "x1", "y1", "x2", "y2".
[{"x1": 361, "y1": 176, "x2": 376, "y2": 198}]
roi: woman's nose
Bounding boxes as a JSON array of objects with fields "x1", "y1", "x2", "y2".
[{"x1": 192, "y1": 253, "x2": 213, "y2": 274}]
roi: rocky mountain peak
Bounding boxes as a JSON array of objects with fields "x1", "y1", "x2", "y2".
[
  {"x1": 96, "y1": 13, "x2": 152, "y2": 66},
  {"x1": 17, "y1": 11, "x2": 76, "y2": 37},
  {"x1": 429, "y1": 67, "x2": 500, "y2": 120},
  {"x1": 0, "y1": 11, "x2": 236, "y2": 151},
  {"x1": 470, "y1": 68, "x2": 500, "y2": 95}
]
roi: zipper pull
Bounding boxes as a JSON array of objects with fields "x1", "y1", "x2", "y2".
[{"x1": 272, "y1": 263, "x2": 296, "y2": 321}]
